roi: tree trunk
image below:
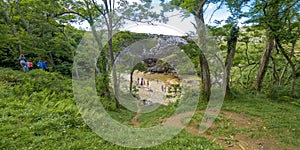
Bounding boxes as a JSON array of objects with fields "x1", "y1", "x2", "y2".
[
  {"x1": 89, "y1": 16, "x2": 111, "y2": 100},
  {"x1": 278, "y1": 62, "x2": 288, "y2": 85},
  {"x1": 199, "y1": 53, "x2": 211, "y2": 101},
  {"x1": 224, "y1": 25, "x2": 239, "y2": 99},
  {"x1": 130, "y1": 69, "x2": 134, "y2": 94},
  {"x1": 107, "y1": 10, "x2": 120, "y2": 108},
  {"x1": 290, "y1": 42, "x2": 296, "y2": 97},
  {"x1": 270, "y1": 56, "x2": 279, "y2": 84},
  {"x1": 195, "y1": 2, "x2": 211, "y2": 101},
  {"x1": 275, "y1": 37, "x2": 296, "y2": 97},
  {"x1": 253, "y1": 28, "x2": 274, "y2": 91}
]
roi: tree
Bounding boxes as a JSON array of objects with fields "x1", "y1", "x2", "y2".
[
  {"x1": 224, "y1": 25, "x2": 239, "y2": 98},
  {"x1": 61, "y1": 0, "x2": 161, "y2": 108},
  {"x1": 0, "y1": 0, "x2": 83, "y2": 72},
  {"x1": 251, "y1": 0, "x2": 299, "y2": 91},
  {"x1": 91, "y1": 0, "x2": 162, "y2": 108},
  {"x1": 269, "y1": 1, "x2": 300, "y2": 97},
  {"x1": 223, "y1": 0, "x2": 250, "y2": 98},
  {"x1": 169, "y1": 0, "x2": 217, "y2": 101}
]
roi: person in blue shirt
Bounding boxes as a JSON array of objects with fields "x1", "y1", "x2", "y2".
[
  {"x1": 18, "y1": 54, "x2": 28, "y2": 72},
  {"x1": 37, "y1": 60, "x2": 43, "y2": 69},
  {"x1": 37, "y1": 60, "x2": 48, "y2": 70},
  {"x1": 41, "y1": 61, "x2": 47, "y2": 70}
]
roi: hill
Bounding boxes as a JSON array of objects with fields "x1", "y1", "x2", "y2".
[{"x1": 1, "y1": 68, "x2": 300, "y2": 149}]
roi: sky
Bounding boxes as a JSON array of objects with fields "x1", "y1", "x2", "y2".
[{"x1": 73, "y1": 0, "x2": 239, "y2": 36}]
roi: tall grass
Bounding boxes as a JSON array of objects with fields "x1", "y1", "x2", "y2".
[{"x1": 0, "y1": 68, "x2": 223, "y2": 149}]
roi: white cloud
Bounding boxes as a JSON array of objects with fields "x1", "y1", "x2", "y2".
[{"x1": 123, "y1": 23, "x2": 185, "y2": 36}]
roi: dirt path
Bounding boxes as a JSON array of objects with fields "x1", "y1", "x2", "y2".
[
  {"x1": 131, "y1": 102, "x2": 141, "y2": 127},
  {"x1": 130, "y1": 110, "x2": 298, "y2": 150},
  {"x1": 131, "y1": 112, "x2": 141, "y2": 127},
  {"x1": 168, "y1": 111, "x2": 298, "y2": 150},
  {"x1": 128, "y1": 72, "x2": 298, "y2": 149}
]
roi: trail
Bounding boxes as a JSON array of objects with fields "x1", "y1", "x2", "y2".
[
  {"x1": 131, "y1": 102, "x2": 141, "y2": 127},
  {"x1": 164, "y1": 111, "x2": 299, "y2": 150},
  {"x1": 127, "y1": 71, "x2": 297, "y2": 149},
  {"x1": 130, "y1": 110, "x2": 299, "y2": 150}
]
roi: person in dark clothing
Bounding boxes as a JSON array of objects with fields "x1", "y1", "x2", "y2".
[
  {"x1": 18, "y1": 54, "x2": 28, "y2": 72},
  {"x1": 141, "y1": 78, "x2": 144, "y2": 85}
]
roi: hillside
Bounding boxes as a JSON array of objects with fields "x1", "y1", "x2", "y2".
[{"x1": 1, "y1": 68, "x2": 300, "y2": 149}]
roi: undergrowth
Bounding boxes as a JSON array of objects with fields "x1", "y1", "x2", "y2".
[{"x1": 0, "y1": 68, "x2": 223, "y2": 149}]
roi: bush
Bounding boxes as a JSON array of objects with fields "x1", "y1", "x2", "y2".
[
  {"x1": 53, "y1": 61, "x2": 72, "y2": 76},
  {"x1": 267, "y1": 84, "x2": 294, "y2": 101}
]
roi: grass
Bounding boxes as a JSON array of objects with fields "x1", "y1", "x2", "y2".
[
  {"x1": 1, "y1": 67, "x2": 299, "y2": 149},
  {"x1": 0, "y1": 68, "x2": 222, "y2": 149},
  {"x1": 222, "y1": 92, "x2": 300, "y2": 147}
]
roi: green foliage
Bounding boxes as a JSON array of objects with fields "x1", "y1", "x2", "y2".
[
  {"x1": 133, "y1": 62, "x2": 147, "y2": 72},
  {"x1": 53, "y1": 61, "x2": 73, "y2": 76},
  {"x1": 0, "y1": 0, "x2": 84, "y2": 75},
  {"x1": 1, "y1": 0, "x2": 300, "y2": 148},
  {"x1": 0, "y1": 67, "x2": 224, "y2": 149},
  {"x1": 266, "y1": 85, "x2": 293, "y2": 101},
  {"x1": 179, "y1": 38, "x2": 201, "y2": 75}
]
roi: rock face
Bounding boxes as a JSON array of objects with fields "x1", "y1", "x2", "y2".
[
  {"x1": 143, "y1": 58, "x2": 176, "y2": 74},
  {"x1": 143, "y1": 58, "x2": 157, "y2": 67}
]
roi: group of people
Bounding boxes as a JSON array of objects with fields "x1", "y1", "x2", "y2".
[
  {"x1": 18, "y1": 54, "x2": 47, "y2": 72},
  {"x1": 137, "y1": 77, "x2": 150, "y2": 87},
  {"x1": 137, "y1": 77, "x2": 167, "y2": 93}
]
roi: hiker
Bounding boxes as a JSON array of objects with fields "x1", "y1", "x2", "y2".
[
  {"x1": 37, "y1": 60, "x2": 43, "y2": 69},
  {"x1": 18, "y1": 54, "x2": 29, "y2": 72},
  {"x1": 147, "y1": 80, "x2": 149, "y2": 87},
  {"x1": 141, "y1": 78, "x2": 144, "y2": 85},
  {"x1": 137, "y1": 77, "x2": 140, "y2": 85},
  {"x1": 27, "y1": 61, "x2": 33, "y2": 68},
  {"x1": 37, "y1": 60, "x2": 48, "y2": 71},
  {"x1": 161, "y1": 85, "x2": 164, "y2": 92}
]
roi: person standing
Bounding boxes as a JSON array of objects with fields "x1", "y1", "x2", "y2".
[
  {"x1": 18, "y1": 54, "x2": 28, "y2": 72},
  {"x1": 141, "y1": 78, "x2": 144, "y2": 85}
]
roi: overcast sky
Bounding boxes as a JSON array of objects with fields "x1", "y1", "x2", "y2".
[{"x1": 73, "y1": 1, "x2": 239, "y2": 36}]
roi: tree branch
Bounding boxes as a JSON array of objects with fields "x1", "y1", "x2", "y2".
[
  {"x1": 280, "y1": 0, "x2": 299, "y2": 15},
  {"x1": 54, "y1": 11, "x2": 86, "y2": 20},
  {"x1": 208, "y1": 1, "x2": 224, "y2": 24}
]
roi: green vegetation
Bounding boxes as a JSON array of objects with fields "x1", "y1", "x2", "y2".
[
  {"x1": 1, "y1": 68, "x2": 299, "y2": 149},
  {"x1": 1, "y1": 0, "x2": 300, "y2": 149},
  {"x1": 222, "y1": 91, "x2": 300, "y2": 146},
  {"x1": 0, "y1": 68, "x2": 223, "y2": 149}
]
